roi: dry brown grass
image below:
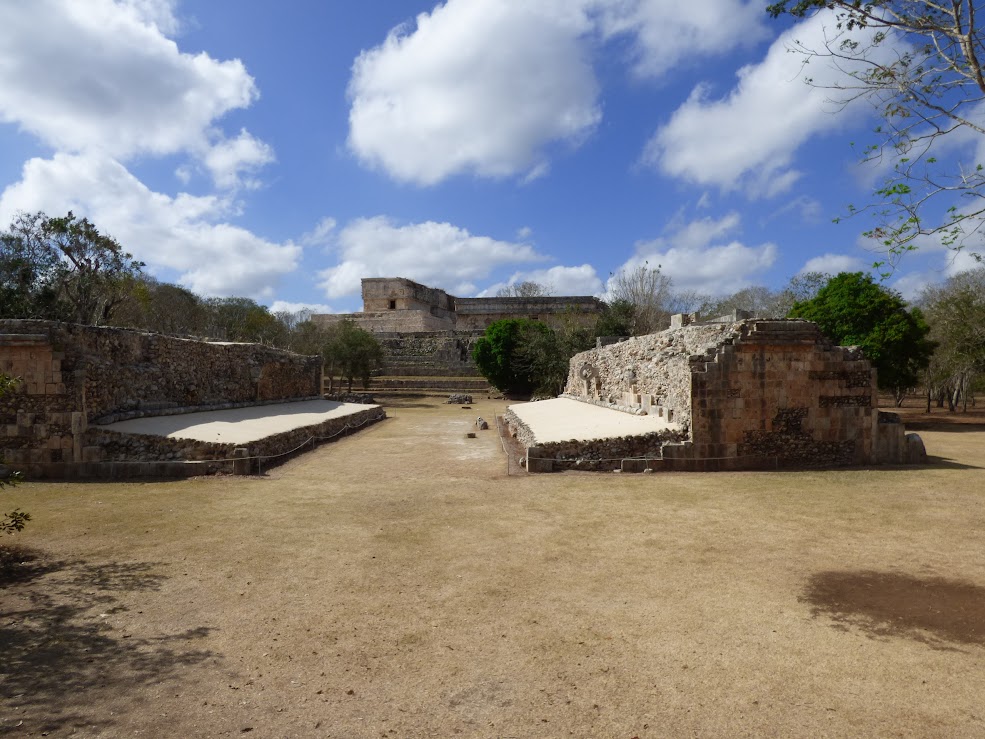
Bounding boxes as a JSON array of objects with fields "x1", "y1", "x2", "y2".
[{"x1": 2, "y1": 396, "x2": 984, "y2": 737}]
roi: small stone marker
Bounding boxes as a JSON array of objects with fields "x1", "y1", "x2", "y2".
[
  {"x1": 466, "y1": 432, "x2": 476, "y2": 439},
  {"x1": 476, "y1": 417, "x2": 489, "y2": 430},
  {"x1": 233, "y1": 447, "x2": 250, "y2": 475}
]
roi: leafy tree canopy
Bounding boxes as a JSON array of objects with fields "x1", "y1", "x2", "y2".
[
  {"x1": 322, "y1": 320, "x2": 385, "y2": 393},
  {"x1": 789, "y1": 271, "x2": 934, "y2": 400},
  {"x1": 473, "y1": 318, "x2": 552, "y2": 395},
  {"x1": 0, "y1": 211, "x2": 144, "y2": 325}
]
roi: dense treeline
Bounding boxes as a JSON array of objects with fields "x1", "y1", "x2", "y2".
[
  {"x1": 0, "y1": 211, "x2": 383, "y2": 392},
  {"x1": 482, "y1": 264, "x2": 983, "y2": 408},
  {"x1": 2, "y1": 212, "x2": 981, "y2": 406}
]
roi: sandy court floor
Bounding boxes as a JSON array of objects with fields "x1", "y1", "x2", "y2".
[
  {"x1": 507, "y1": 396, "x2": 678, "y2": 443},
  {"x1": 100, "y1": 399, "x2": 380, "y2": 444},
  {"x1": 2, "y1": 397, "x2": 984, "y2": 738}
]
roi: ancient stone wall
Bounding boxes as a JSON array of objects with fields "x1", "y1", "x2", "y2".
[
  {"x1": 556, "y1": 319, "x2": 898, "y2": 470},
  {"x1": 564, "y1": 322, "x2": 743, "y2": 430},
  {"x1": 376, "y1": 333, "x2": 482, "y2": 377},
  {"x1": 313, "y1": 278, "x2": 604, "y2": 337},
  {"x1": 361, "y1": 277, "x2": 455, "y2": 314},
  {"x1": 454, "y1": 296, "x2": 604, "y2": 331},
  {"x1": 0, "y1": 320, "x2": 322, "y2": 476},
  {"x1": 314, "y1": 310, "x2": 455, "y2": 333}
]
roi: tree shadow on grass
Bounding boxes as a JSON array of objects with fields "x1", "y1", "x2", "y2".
[
  {"x1": 0, "y1": 545, "x2": 217, "y2": 735},
  {"x1": 801, "y1": 570, "x2": 985, "y2": 651}
]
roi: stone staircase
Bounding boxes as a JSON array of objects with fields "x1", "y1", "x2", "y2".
[{"x1": 322, "y1": 374, "x2": 493, "y2": 397}]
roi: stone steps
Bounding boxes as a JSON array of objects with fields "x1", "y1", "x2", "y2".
[
  {"x1": 382, "y1": 362, "x2": 482, "y2": 377},
  {"x1": 323, "y1": 375, "x2": 493, "y2": 396}
]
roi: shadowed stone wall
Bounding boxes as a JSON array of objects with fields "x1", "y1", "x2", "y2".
[{"x1": 0, "y1": 320, "x2": 322, "y2": 476}]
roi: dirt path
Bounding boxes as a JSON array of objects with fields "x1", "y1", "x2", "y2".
[{"x1": 2, "y1": 397, "x2": 984, "y2": 737}]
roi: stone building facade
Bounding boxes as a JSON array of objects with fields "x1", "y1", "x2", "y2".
[
  {"x1": 314, "y1": 277, "x2": 605, "y2": 333},
  {"x1": 0, "y1": 320, "x2": 331, "y2": 478},
  {"x1": 507, "y1": 317, "x2": 925, "y2": 472}
]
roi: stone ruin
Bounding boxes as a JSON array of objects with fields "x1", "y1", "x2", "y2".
[
  {"x1": 0, "y1": 320, "x2": 384, "y2": 479},
  {"x1": 310, "y1": 277, "x2": 606, "y2": 395},
  {"x1": 506, "y1": 317, "x2": 927, "y2": 472}
]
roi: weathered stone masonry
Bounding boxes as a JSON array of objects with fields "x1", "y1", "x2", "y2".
[
  {"x1": 508, "y1": 318, "x2": 925, "y2": 472},
  {"x1": 0, "y1": 320, "x2": 341, "y2": 478}
]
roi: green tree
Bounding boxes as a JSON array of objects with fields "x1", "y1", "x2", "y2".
[
  {"x1": 0, "y1": 212, "x2": 69, "y2": 320},
  {"x1": 40, "y1": 212, "x2": 145, "y2": 325},
  {"x1": 204, "y1": 297, "x2": 286, "y2": 344},
  {"x1": 0, "y1": 374, "x2": 27, "y2": 535},
  {"x1": 918, "y1": 268, "x2": 985, "y2": 411},
  {"x1": 789, "y1": 272, "x2": 934, "y2": 404},
  {"x1": 323, "y1": 320, "x2": 384, "y2": 393},
  {"x1": 768, "y1": 1, "x2": 985, "y2": 267},
  {"x1": 513, "y1": 316, "x2": 595, "y2": 397},
  {"x1": 473, "y1": 318, "x2": 552, "y2": 395},
  {"x1": 594, "y1": 299, "x2": 636, "y2": 337}
]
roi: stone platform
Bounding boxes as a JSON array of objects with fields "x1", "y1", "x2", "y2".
[
  {"x1": 59, "y1": 400, "x2": 386, "y2": 479},
  {"x1": 504, "y1": 398, "x2": 686, "y2": 473},
  {"x1": 102, "y1": 399, "x2": 375, "y2": 444},
  {"x1": 507, "y1": 397, "x2": 678, "y2": 444}
]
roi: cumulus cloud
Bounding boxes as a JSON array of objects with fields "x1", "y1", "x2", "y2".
[
  {"x1": 480, "y1": 264, "x2": 605, "y2": 297},
  {"x1": 644, "y1": 13, "x2": 894, "y2": 196},
  {"x1": 0, "y1": 153, "x2": 300, "y2": 299},
  {"x1": 348, "y1": 0, "x2": 601, "y2": 185},
  {"x1": 0, "y1": 0, "x2": 271, "y2": 190},
  {"x1": 317, "y1": 217, "x2": 545, "y2": 299},
  {"x1": 611, "y1": 212, "x2": 777, "y2": 295},
  {"x1": 799, "y1": 253, "x2": 866, "y2": 275},
  {"x1": 594, "y1": 0, "x2": 766, "y2": 79},
  {"x1": 346, "y1": 0, "x2": 771, "y2": 186},
  {"x1": 203, "y1": 130, "x2": 275, "y2": 190}
]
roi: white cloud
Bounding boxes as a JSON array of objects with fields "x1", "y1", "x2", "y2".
[
  {"x1": 764, "y1": 195, "x2": 823, "y2": 224},
  {"x1": 346, "y1": 0, "x2": 773, "y2": 186},
  {"x1": 890, "y1": 272, "x2": 934, "y2": 302},
  {"x1": 347, "y1": 0, "x2": 601, "y2": 185},
  {"x1": 0, "y1": 153, "x2": 300, "y2": 299},
  {"x1": 203, "y1": 129, "x2": 275, "y2": 190},
  {"x1": 799, "y1": 253, "x2": 866, "y2": 275},
  {"x1": 269, "y1": 301, "x2": 335, "y2": 316},
  {"x1": 481, "y1": 264, "x2": 605, "y2": 297},
  {"x1": 0, "y1": 0, "x2": 270, "y2": 189},
  {"x1": 612, "y1": 213, "x2": 777, "y2": 295},
  {"x1": 594, "y1": 0, "x2": 766, "y2": 79},
  {"x1": 644, "y1": 14, "x2": 892, "y2": 196},
  {"x1": 302, "y1": 217, "x2": 339, "y2": 248},
  {"x1": 318, "y1": 217, "x2": 545, "y2": 299}
]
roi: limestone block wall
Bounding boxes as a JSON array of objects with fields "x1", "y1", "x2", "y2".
[
  {"x1": 314, "y1": 310, "x2": 456, "y2": 334},
  {"x1": 362, "y1": 277, "x2": 455, "y2": 314},
  {"x1": 0, "y1": 320, "x2": 322, "y2": 475},
  {"x1": 686, "y1": 321, "x2": 876, "y2": 468},
  {"x1": 558, "y1": 319, "x2": 897, "y2": 470},
  {"x1": 376, "y1": 332, "x2": 483, "y2": 376},
  {"x1": 564, "y1": 322, "x2": 743, "y2": 431},
  {"x1": 454, "y1": 296, "x2": 604, "y2": 331}
]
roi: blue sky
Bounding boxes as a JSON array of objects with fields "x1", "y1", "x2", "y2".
[{"x1": 0, "y1": 0, "x2": 979, "y2": 314}]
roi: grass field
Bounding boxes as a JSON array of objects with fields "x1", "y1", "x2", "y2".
[{"x1": 1, "y1": 397, "x2": 983, "y2": 737}]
